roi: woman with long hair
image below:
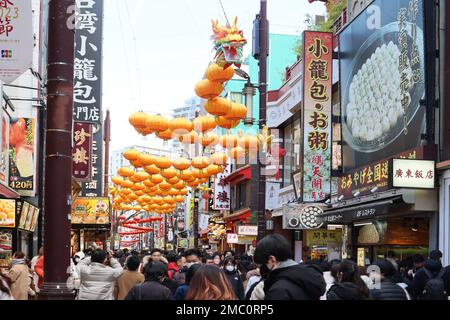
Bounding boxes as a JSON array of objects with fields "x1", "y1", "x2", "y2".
[
  {"x1": 326, "y1": 260, "x2": 369, "y2": 300},
  {"x1": 0, "y1": 273, "x2": 13, "y2": 300},
  {"x1": 185, "y1": 265, "x2": 237, "y2": 300}
]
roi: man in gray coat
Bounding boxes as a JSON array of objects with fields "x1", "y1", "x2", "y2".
[{"x1": 76, "y1": 249, "x2": 123, "y2": 300}]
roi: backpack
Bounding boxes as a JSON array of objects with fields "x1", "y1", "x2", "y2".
[{"x1": 422, "y1": 268, "x2": 447, "y2": 300}]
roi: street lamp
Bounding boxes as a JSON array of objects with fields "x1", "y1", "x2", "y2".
[{"x1": 234, "y1": 68, "x2": 257, "y2": 127}]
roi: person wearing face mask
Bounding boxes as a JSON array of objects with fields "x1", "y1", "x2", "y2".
[
  {"x1": 212, "y1": 253, "x2": 222, "y2": 267},
  {"x1": 253, "y1": 234, "x2": 326, "y2": 300},
  {"x1": 184, "y1": 249, "x2": 202, "y2": 268},
  {"x1": 125, "y1": 261, "x2": 173, "y2": 300},
  {"x1": 223, "y1": 257, "x2": 245, "y2": 300}
]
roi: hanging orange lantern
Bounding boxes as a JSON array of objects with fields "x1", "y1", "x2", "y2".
[
  {"x1": 121, "y1": 180, "x2": 134, "y2": 188},
  {"x1": 219, "y1": 135, "x2": 238, "y2": 149},
  {"x1": 187, "y1": 180, "x2": 200, "y2": 188},
  {"x1": 178, "y1": 131, "x2": 198, "y2": 144},
  {"x1": 118, "y1": 167, "x2": 135, "y2": 177},
  {"x1": 150, "y1": 174, "x2": 164, "y2": 184},
  {"x1": 123, "y1": 149, "x2": 141, "y2": 161},
  {"x1": 134, "y1": 171, "x2": 150, "y2": 181},
  {"x1": 191, "y1": 156, "x2": 210, "y2": 170},
  {"x1": 129, "y1": 174, "x2": 141, "y2": 183},
  {"x1": 164, "y1": 196, "x2": 175, "y2": 205},
  {"x1": 192, "y1": 169, "x2": 209, "y2": 179},
  {"x1": 138, "y1": 153, "x2": 155, "y2": 166},
  {"x1": 112, "y1": 176, "x2": 125, "y2": 186},
  {"x1": 159, "y1": 181, "x2": 172, "y2": 191},
  {"x1": 204, "y1": 97, "x2": 232, "y2": 116},
  {"x1": 127, "y1": 193, "x2": 139, "y2": 201},
  {"x1": 177, "y1": 188, "x2": 189, "y2": 195},
  {"x1": 173, "y1": 181, "x2": 185, "y2": 190},
  {"x1": 173, "y1": 158, "x2": 191, "y2": 171},
  {"x1": 206, "y1": 164, "x2": 221, "y2": 176},
  {"x1": 167, "y1": 176, "x2": 180, "y2": 185},
  {"x1": 153, "y1": 196, "x2": 164, "y2": 204},
  {"x1": 238, "y1": 135, "x2": 260, "y2": 151},
  {"x1": 130, "y1": 159, "x2": 144, "y2": 168},
  {"x1": 215, "y1": 116, "x2": 240, "y2": 129},
  {"x1": 195, "y1": 79, "x2": 223, "y2": 99},
  {"x1": 228, "y1": 146, "x2": 246, "y2": 160},
  {"x1": 169, "y1": 118, "x2": 194, "y2": 136},
  {"x1": 144, "y1": 164, "x2": 160, "y2": 175},
  {"x1": 225, "y1": 103, "x2": 247, "y2": 120},
  {"x1": 145, "y1": 114, "x2": 169, "y2": 132},
  {"x1": 175, "y1": 195, "x2": 185, "y2": 202},
  {"x1": 205, "y1": 63, "x2": 235, "y2": 82},
  {"x1": 129, "y1": 112, "x2": 149, "y2": 130},
  {"x1": 193, "y1": 116, "x2": 217, "y2": 133},
  {"x1": 178, "y1": 169, "x2": 194, "y2": 181},
  {"x1": 168, "y1": 189, "x2": 179, "y2": 196},
  {"x1": 120, "y1": 189, "x2": 132, "y2": 196},
  {"x1": 198, "y1": 133, "x2": 219, "y2": 147},
  {"x1": 154, "y1": 157, "x2": 172, "y2": 170},
  {"x1": 146, "y1": 186, "x2": 159, "y2": 193},
  {"x1": 210, "y1": 152, "x2": 228, "y2": 165},
  {"x1": 161, "y1": 168, "x2": 178, "y2": 179},
  {"x1": 156, "y1": 129, "x2": 174, "y2": 141}
]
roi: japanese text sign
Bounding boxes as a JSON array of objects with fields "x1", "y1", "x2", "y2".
[
  {"x1": 74, "y1": 0, "x2": 103, "y2": 123},
  {"x1": 302, "y1": 31, "x2": 333, "y2": 202},
  {"x1": 72, "y1": 122, "x2": 92, "y2": 182},
  {"x1": 391, "y1": 159, "x2": 435, "y2": 189},
  {"x1": 213, "y1": 162, "x2": 231, "y2": 210},
  {"x1": 0, "y1": 0, "x2": 33, "y2": 83},
  {"x1": 80, "y1": 125, "x2": 103, "y2": 197}
]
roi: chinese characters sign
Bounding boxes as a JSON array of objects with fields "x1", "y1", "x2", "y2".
[
  {"x1": 80, "y1": 126, "x2": 103, "y2": 197},
  {"x1": 302, "y1": 31, "x2": 333, "y2": 202},
  {"x1": 213, "y1": 162, "x2": 231, "y2": 210},
  {"x1": 391, "y1": 159, "x2": 435, "y2": 189},
  {"x1": 337, "y1": 146, "x2": 427, "y2": 199},
  {"x1": 72, "y1": 122, "x2": 92, "y2": 182},
  {"x1": 306, "y1": 230, "x2": 342, "y2": 247},
  {"x1": 74, "y1": 0, "x2": 103, "y2": 123},
  {"x1": 0, "y1": 0, "x2": 33, "y2": 83}
]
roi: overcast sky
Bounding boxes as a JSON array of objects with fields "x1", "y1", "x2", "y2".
[{"x1": 102, "y1": 0, "x2": 326, "y2": 151}]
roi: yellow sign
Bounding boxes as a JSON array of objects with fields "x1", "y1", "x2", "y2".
[
  {"x1": 305, "y1": 230, "x2": 342, "y2": 246},
  {"x1": 0, "y1": 200, "x2": 16, "y2": 228},
  {"x1": 71, "y1": 197, "x2": 110, "y2": 225}
]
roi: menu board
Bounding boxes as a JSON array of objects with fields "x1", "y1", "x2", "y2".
[
  {"x1": 71, "y1": 197, "x2": 110, "y2": 225},
  {"x1": 0, "y1": 199, "x2": 16, "y2": 228},
  {"x1": 18, "y1": 201, "x2": 29, "y2": 230},
  {"x1": 0, "y1": 230, "x2": 12, "y2": 267},
  {"x1": 17, "y1": 202, "x2": 40, "y2": 232}
]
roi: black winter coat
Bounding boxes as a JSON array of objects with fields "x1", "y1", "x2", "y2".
[
  {"x1": 369, "y1": 279, "x2": 409, "y2": 300},
  {"x1": 326, "y1": 282, "x2": 368, "y2": 300},
  {"x1": 125, "y1": 281, "x2": 173, "y2": 300},
  {"x1": 412, "y1": 260, "x2": 450, "y2": 300},
  {"x1": 224, "y1": 269, "x2": 245, "y2": 300},
  {"x1": 263, "y1": 264, "x2": 326, "y2": 300},
  {"x1": 162, "y1": 278, "x2": 179, "y2": 297}
]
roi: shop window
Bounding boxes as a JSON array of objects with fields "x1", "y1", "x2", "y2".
[{"x1": 232, "y1": 182, "x2": 248, "y2": 211}]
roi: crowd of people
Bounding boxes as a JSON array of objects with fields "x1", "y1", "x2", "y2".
[{"x1": 2, "y1": 234, "x2": 450, "y2": 300}]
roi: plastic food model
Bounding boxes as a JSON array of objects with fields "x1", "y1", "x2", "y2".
[{"x1": 346, "y1": 41, "x2": 414, "y2": 142}]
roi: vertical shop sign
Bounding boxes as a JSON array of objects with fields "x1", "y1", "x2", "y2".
[
  {"x1": 302, "y1": 31, "x2": 333, "y2": 202},
  {"x1": 72, "y1": 122, "x2": 92, "y2": 182},
  {"x1": 213, "y1": 162, "x2": 231, "y2": 210},
  {"x1": 80, "y1": 125, "x2": 103, "y2": 196},
  {"x1": 73, "y1": 0, "x2": 103, "y2": 123}
]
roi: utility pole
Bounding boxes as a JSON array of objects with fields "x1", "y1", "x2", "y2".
[
  {"x1": 39, "y1": 0, "x2": 75, "y2": 300},
  {"x1": 257, "y1": 0, "x2": 268, "y2": 242},
  {"x1": 193, "y1": 108, "x2": 200, "y2": 249}
]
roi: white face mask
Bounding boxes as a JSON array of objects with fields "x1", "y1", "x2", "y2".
[{"x1": 225, "y1": 265, "x2": 235, "y2": 272}]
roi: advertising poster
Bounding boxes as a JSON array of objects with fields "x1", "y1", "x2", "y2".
[
  {"x1": 0, "y1": 0, "x2": 33, "y2": 83},
  {"x1": 207, "y1": 216, "x2": 226, "y2": 240},
  {"x1": 71, "y1": 197, "x2": 110, "y2": 224},
  {"x1": 0, "y1": 199, "x2": 16, "y2": 228},
  {"x1": 302, "y1": 31, "x2": 333, "y2": 202},
  {"x1": 0, "y1": 230, "x2": 12, "y2": 267},
  {"x1": 339, "y1": 0, "x2": 426, "y2": 171},
  {"x1": 9, "y1": 118, "x2": 36, "y2": 196},
  {"x1": 18, "y1": 201, "x2": 29, "y2": 230},
  {"x1": 0, "y1": 106, "x2": 9, "y2": 185}
]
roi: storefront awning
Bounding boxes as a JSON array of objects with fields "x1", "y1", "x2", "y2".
[
  {"x1": 318, "y1": 198, "x2": 400, "y2": 225},
  {"x1": 224, "y1": 165, "x2": 251, "y2": 186},
  {"x1": 0, "y1": 183, "x2": 20, "y2": 199},
  {"x1": 224, "y1": 208, "x2": 251, "y2": 222}
]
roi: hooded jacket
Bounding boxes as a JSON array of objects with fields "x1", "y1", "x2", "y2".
[
  {"x1": 76, "y1": 257, "x2": 123, "y2": 300},
  {"x1": 412, "y1": 259, "x2": 450, "y2": 300},
  {"x1": 224, "y1": 268, "x2": 245, "y2": 300},
  {"x1": 326, "y1": 282, "x2": 367, "y2": 300},
  {"x1": 263, "y1": 261, "x2": 326, "y2": 300},
  {"x1": 7, "y1": 260, "x2": 31, "y2": 300}
]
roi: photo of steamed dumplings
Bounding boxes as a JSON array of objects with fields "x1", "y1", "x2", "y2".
[{"x1": 346, "y1": 41, "x2": 414, "y2": 142}]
